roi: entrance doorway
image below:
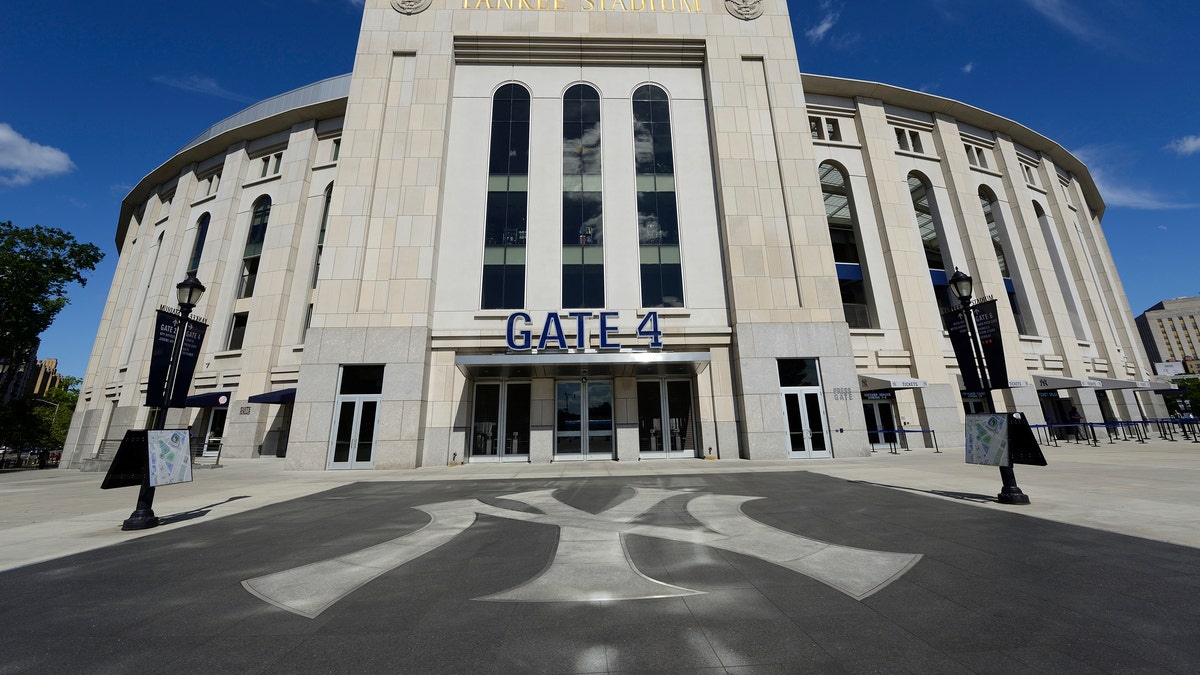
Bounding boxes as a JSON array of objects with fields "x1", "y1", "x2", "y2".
[
  {"x1": 329, "y1": 398, "x2": 378, "y2": 469},
  {"x1": 637, "y1": 380, "x2": 696, "y2": 459},
  {"x1": 470, "y1": 382, "x2": 531, "y2": 462},
  {"x1": 862, "y1": 398, "x2": 898, "y2": 450},
  {"x1": 555, "y1": 380, "x2": 614, "y2": 460},
  {"x1": 781, "y1": 387, "x2": 831, "y2": 458},
  {"x1": 328, "y1": 365, "x2": 384, "y2": 469},
  {"x1": 202, "y1": 407, "x2": 227, "y2": 457}
]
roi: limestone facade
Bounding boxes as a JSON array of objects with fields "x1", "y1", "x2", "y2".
[{"x1": 62, "y1": 0, "x2": 1164, "y2": 470}]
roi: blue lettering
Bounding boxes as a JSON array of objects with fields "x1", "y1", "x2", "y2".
[
  {"x1": 636, "y1": 311, "x2": 663, "y2": 348},
  {"x1": 567, "y1": 311, "x2": 594, "y2": 348},
  {"x1": 506, "y1": 312, "x2": 532, "y2": 351},
  {"x1": 599, "y1": 311, "x2": 622, "y2": 349},
  {"x1": 538, "y1": 313, "x2": 568, "y2": 350}
]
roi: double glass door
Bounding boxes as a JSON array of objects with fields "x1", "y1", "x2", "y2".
[
  {"x1": 470, "y1": 382, "x2": 531, "y2": 462},
  {"x1": 555, "y1": 381, "x2": 613, "y2": 459},
  {"x1": 781, "y1": 386, "x2": 831, "y2": 458},
  {"x1": 863, "y1": 400, "x2": 898, "y2": 450},
  {"x1": 329, "y1": 397, "x2": 378, "y2": 469},
  {"x1": 637, "y1": 380, "x2": 695, "y2": 458}
]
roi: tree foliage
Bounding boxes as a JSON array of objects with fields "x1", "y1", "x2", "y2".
[
  {"x1": 0, "y1": 376, "x2": 80, "y2": 449},
  {"x1": 0, "y1": 221, "x2": 103, "y2": 394}
]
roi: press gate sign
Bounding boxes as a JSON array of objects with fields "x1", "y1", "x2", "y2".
[{"x1": 506, "y1": 311, "x2": 663, "y2": 351}]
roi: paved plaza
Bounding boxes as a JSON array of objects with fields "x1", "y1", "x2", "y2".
[{"x1": 2, "y1": 438, "x2": 1199, "y2": 673}]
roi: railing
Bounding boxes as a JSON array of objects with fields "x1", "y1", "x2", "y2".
[{"x1": 870, "y1": 429, "x2": 939, "y2": 455}]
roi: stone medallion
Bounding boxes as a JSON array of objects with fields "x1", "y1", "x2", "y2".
[
  {"x1": 724, "y1": 0, "x2": 764, "y2": 20},
  {"x1": 392, "y1": 0, "x2": 433, "y2": 15}
]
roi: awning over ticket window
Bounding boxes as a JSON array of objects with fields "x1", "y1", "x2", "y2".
[
  {"x1": 248, "y1": 388, "x2": 296, "y2": 404},
  {"x1": 183, "y1": 391, "x2": 231, "y2": 407},
  {"x1": 1092, "y1": 377, "x2": 1153, "y2": 391},
  {"x1": 1031, "y1": 375, "x2": 1101, "y2": 390},
  {"x1": 455, "y1": 351, "x2": 710, "y2": 379},
  {"x1": 857, "y1": 374, "x2": 927, "y2": 391}
]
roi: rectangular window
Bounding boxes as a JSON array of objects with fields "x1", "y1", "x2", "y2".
[
  {"x1": 810, "y1": 117, "x2": 823, "y2": 139},
  {"x1": 260, "y1": 157, "x2": 271, "y2": 178},
  {"x1": 825, "y1": 119, "x2": 841, "y2": 142},
  {"x1": 239, "y1": 257, "x2": 260, "y2": 299},
  {"x1": 909, "y1": 131, "x2": 923, "y2": 154},
  {"x1": 201, "y1": 173, "x2": 220, "y2": 197},
  {"x1": 227, "y1": 312, "x2": 249, "y2": 351},
  {"x1": 331, "y1": 138, "x2": 341, "y2": 162},
  {"x1": 895, "y1": 128, "x2": 909, "y2": 151}
]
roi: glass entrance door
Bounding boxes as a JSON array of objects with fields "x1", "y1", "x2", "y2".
[
  {"x1": 637, "y1": 380, "x2": 696, "y2": 458},
  {"x1": 863, "y1": 400, "x2": 898, "y2": 450},
  {"x1": 781, "y1": 387, "x2": 831, "y2": 458},
  {"x1": 328, "y1": 397, "x2": 378, "y2": 469},
  {"x1": 555, "y1": 380, "x2": 614, "y2": 460},
  {"x1": 470, "y1": 382, "x2": 531, "y2": 462}
]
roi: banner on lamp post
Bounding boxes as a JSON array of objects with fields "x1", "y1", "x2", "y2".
[
  {"x1": 972, "y1": 299, "x2": 1008, "y2": 390},
  {"x1": 146, "y1": 308, "x2": 209, "y2": 409},
  {"x1": 944, "y1": 307, "x2": 982, "y2": 391}
]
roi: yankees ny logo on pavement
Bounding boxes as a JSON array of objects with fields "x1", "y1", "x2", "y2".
[{"x1": 243, "y1": 487, "x2": 922, "y2": 618}]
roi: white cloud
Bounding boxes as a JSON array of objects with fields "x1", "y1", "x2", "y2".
[
  {"x1": 1157, "y1": 225, "x2": 1169, "y2": 231},
  {"x1": 1074, "y1": 145, "x2": 1199, "y2": 211},
  {"x1": 1165, "y1": 135, "x2": 1200, "y2": 156},
  {"x1": 805, "y1": 1, "x2": 840, "y2": 43},
  {"x1": 961, "y1": 62, "x2": 975, "y2": 74},
  {"x1": 152, "y1": 75, "x2": 255, "y2": 103},
  {"x1": 0, "y1": 123, "x2": 75, "y2": 187},
  {"x1": 1022, "y1": 0, "x2": 1109, "y2": 45}
]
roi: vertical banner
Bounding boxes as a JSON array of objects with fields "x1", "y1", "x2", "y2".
[
  {"x1": 145, "y1": 309, "x2": 208, "y2": 408},
  {"x1": 146, "y1": 310, "x2": 178, "y2": 408},
  {"x1": 972, "y1": 300, "x2": 1008, "y2": 390},
  {"x1": 170, "y1": 319, "x2": 207, "y2": 406},
  {"x1": 944, "y1": 308, "x2": 982, "y2": 391}
]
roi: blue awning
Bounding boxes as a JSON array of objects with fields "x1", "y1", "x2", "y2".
[
  {"x1": 248, "y1": 388, "x2": 296, "y2": 404},
  {"x1": 184, "y1": 391, "x2": 231, "y2": 407}
]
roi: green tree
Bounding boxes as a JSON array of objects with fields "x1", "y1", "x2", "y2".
[
  {"x1": 0, "y1": 221, "x2": 103, "y2": 395},
  {"x1": 1169, "y1": 377, "x2": 1200, "y2": 417}
]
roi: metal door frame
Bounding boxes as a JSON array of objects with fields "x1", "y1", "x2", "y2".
[
  {"x1": 327, "y1": 394, "x2": 380, "y2": 470},
  {"x1": 781, "y1": 386, "x2": 832, "y2": 459}
]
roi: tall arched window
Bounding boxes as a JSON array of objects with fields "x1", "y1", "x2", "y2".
[
  {"x1": 908, "y1": 172, "x2": 953, "y2": 317},
  {"x1": 187, "y1": 213, "x2": 209, "y2": 276},
  {"x1": 979, "y1": 187, "x2": 1027, "y2": 334},
  {"x1": 820, "y1": 162, "x2": 871, "y2": 328},
  {"x1": 303, "y1": 183, "x2": 333, "y2": 342},
  {"x1": 562, "y1": 83, "x2": 604, "y2": 308},
  {"x1": 634, "y1": 84, "x2": 683, "y2": 308},
  {"x1": 481, "y1": 83, "x2": 530, "y2": 310},
  {"x1": 1034, "y1": 201, "x2": 1086, "y2": 339},
  {"x1": 240, "y1": 195, "x2": 271, "y2": 299},
  {"x1": 312, "y1": 183, "x2": 332, "y2": 290}
]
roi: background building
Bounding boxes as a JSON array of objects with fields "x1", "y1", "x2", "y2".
[
  {"x1": 1136, "y1": 296, "x2": 1200, "y2": 375},
  {"x1": 62, "y1": 0, "x2": 1165, "y2": 470}
]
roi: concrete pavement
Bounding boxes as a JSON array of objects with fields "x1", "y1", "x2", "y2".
[
  {"x1": 2, "y1": 432, "x2": 1200, "y2": 569},
  {"x1": 2, "y1": 436, "x2": 1200, "y2": 673},
  {"x1": 3, "y1": 436, "x2": 1199, "y2": 572}
]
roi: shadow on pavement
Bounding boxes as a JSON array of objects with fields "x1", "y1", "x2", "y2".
[
  {"x1": 848, "y1": 479, "x2": 996, "y2": 503},
  {"x1": 158, "y1": 495, "x2": 252, "y2": 525}
]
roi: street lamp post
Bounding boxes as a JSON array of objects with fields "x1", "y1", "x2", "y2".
[
  {"x1": 122, "y1": 273, "x2": 206, "y2": 531},
  {"x1": 948, "y1": 268, "x2": 1030, "y2": 505}
]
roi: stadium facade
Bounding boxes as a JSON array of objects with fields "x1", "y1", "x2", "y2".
[{"x1": 63, "y1": 0, "x2": 1165, "y2": 470}]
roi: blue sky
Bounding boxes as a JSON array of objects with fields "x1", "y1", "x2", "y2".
[{"x1": 2, "y1": 0, "x2": 1198, "y2": 378}]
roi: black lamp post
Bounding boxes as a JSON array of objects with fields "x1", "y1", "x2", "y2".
[
  {"x1": 948, "y1": 268, "x2": 1029, "y2": 505},
  {"x1": 122, "y1": 273, "x2": 206, "y2": 531}
]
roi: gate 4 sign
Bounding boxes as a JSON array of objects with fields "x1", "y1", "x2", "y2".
[
  {"x1": 242, "y1": 487, "x2": 922, "y2": 618},
  {"x1": 506, "y1": 311, "x2": 663, "y2": 351}
]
